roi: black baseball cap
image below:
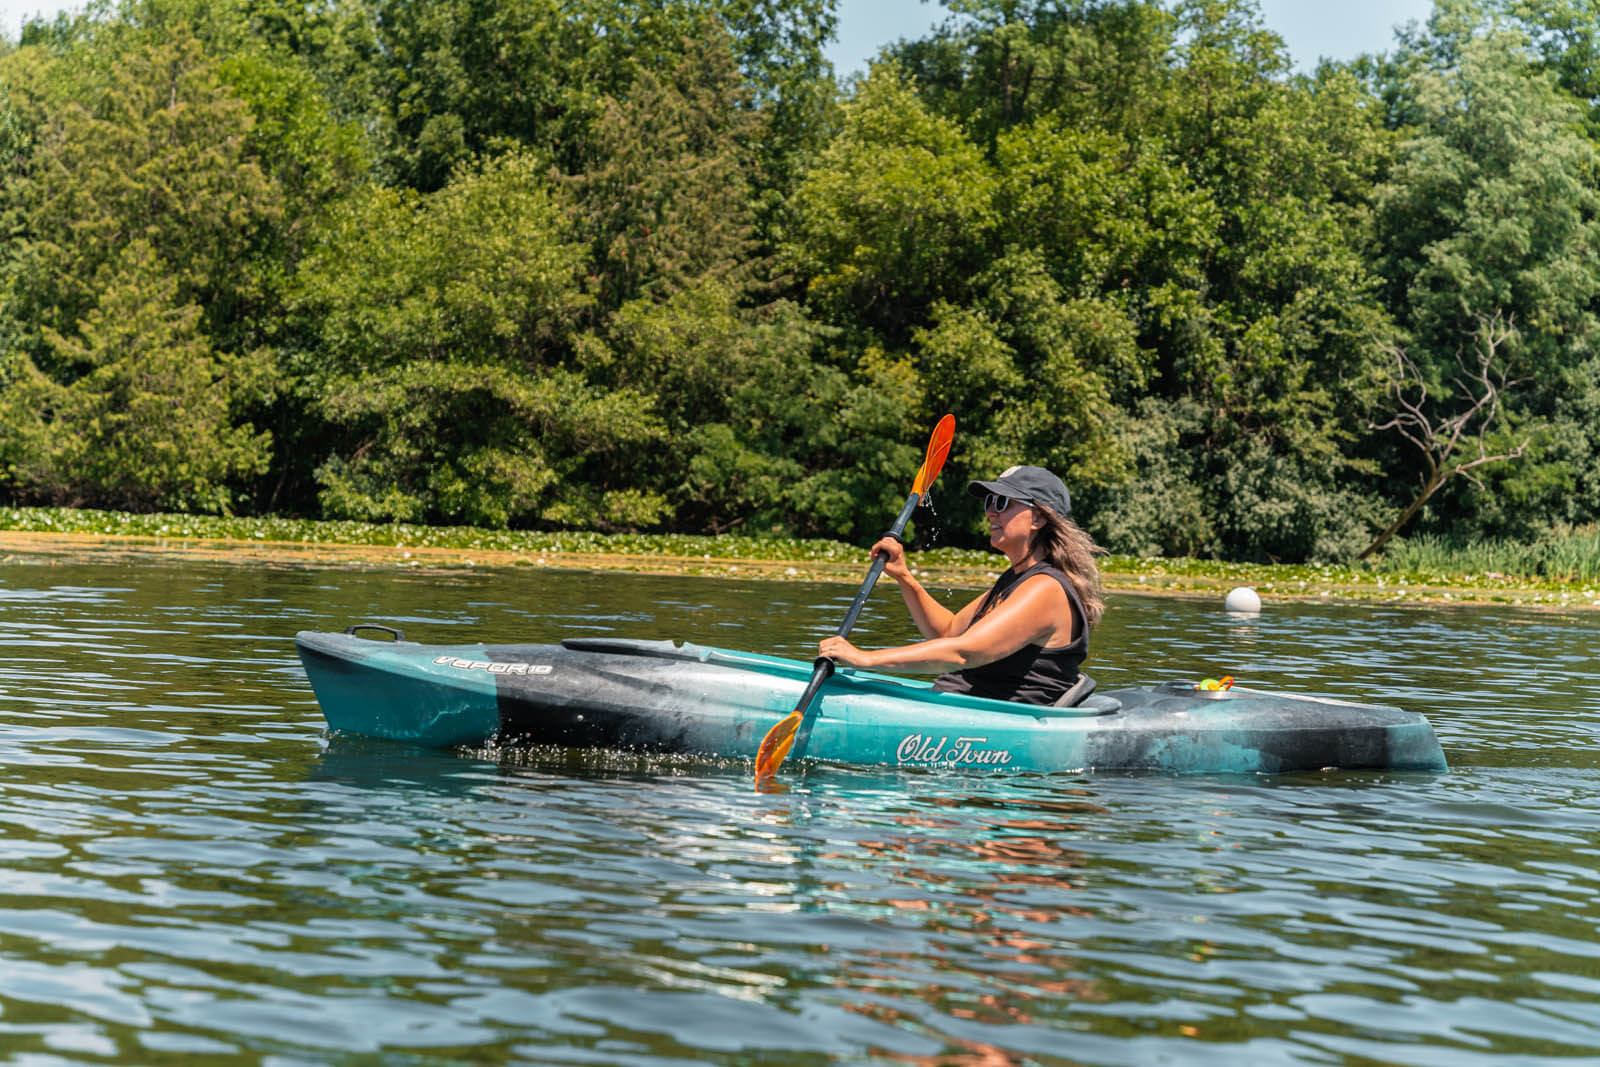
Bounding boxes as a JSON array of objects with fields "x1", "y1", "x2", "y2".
[{"x1": 967, "y1": 465, "x2": 1072, "y2": 518}]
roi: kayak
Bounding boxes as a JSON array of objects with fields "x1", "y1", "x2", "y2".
[{"x1": 294, "y1": 625, "x2": 1448, "y2": 775}]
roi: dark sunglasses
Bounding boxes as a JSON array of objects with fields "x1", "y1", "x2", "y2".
[{"x1": 983, "y1": 493, "x2": 1028, "y2": 513}]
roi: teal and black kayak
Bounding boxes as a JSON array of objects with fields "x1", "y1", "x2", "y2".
[{"x1": 294, "y1": 626, "x2": 1448, "y2": 774}]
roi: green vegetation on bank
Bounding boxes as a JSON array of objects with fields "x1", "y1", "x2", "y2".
[
  {"x1": 0, "y1": 505, "x2": 868, "y2": 562},
  {"x1": 2, "y1": 507, "x2": 1595, "y2": 607},
  {"x1": 2, "y1": 0, "x2": 1599, "y2": 567}
]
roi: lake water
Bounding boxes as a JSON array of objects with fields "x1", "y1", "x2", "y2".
[{"x1": 0, "y1": 554, "x2": 1596, "y2": 1064}]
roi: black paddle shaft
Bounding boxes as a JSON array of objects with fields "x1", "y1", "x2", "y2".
[
  {"x1": 790, "y1": 489, "x2": 923, "y2": 759},
  {"x1": 833, "y1": 489, "x2": 921, "y2": 638}
]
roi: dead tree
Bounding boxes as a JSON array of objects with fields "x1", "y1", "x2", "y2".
[{"x1": 1358, "y1": 312, "x2": 1532, "y2": 560}]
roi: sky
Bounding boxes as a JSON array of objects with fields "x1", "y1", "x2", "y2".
[
  {"x1": 0, "y1": 0, "x2": 75, "y2": 40},
  {"x1": 826, "y1": 0, "x2": 1438, "y2": 75},
  {"x1": 1, "y1": 0, "x2": 1436, "y2": 71}
]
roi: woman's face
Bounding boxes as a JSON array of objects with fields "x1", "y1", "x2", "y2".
[{"x1": 984, "y1": 495, "x2": 1040, "y2": 558}]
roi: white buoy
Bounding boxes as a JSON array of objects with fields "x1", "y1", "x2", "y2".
[{"x1": 1224, "y1": 586, "x2": 1261, "y2": 614}]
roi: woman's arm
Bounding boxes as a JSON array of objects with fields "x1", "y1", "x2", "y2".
[
  {"x1": 819, "y1": 574, "x2": 1070, "y2": 673},
  {"x1": 868, "y1": 536, "x2": 974, "y2": 639}
]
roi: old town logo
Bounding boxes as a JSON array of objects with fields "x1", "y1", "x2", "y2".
[{"x1": 896, "y1": 734, "x2": 1013, "y2": 766}]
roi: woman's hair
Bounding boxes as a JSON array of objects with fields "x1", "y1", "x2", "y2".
[{"x1": 1030, "y1": 506, "x2": 1107, "y2": 628}]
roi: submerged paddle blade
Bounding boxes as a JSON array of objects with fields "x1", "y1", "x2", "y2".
[
  {"x1": 754, "y1": 709, "x2": 800, "y2": 780},
  {"x1": 911, "y1": 414, "x2": 956, "y2": 498}
]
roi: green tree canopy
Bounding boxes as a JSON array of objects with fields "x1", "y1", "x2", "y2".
[
  {"x1": 0, "y1": 241, "x2": 272, "y2": 511},
  {"x1": 292, "y1": 152, "x2": 666, "y2": 528},
  {"x1": 1372, "y1": 15, "x2": 1600, "y2": 537},
  {"x1": 8, "y1": 28, "x2": 283, "y2": 348},
  {"x1": 850, "y1": 0, "x2": 1398, "y2": 560},
  {"x1": 2, "y1": 0, "x2": 1598, "y2": 559}
]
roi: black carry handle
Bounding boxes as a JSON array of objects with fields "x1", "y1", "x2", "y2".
[{"x1": 344, "y1": 622, "x2": 407, "y2": 642}]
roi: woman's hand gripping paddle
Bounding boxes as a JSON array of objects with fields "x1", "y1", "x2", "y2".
[{"x1": 753, "y1": 415, "x2": 955, "y2": 784}]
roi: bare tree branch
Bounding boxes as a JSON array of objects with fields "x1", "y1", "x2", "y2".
[{"x1": 1358, "y1": 311, "x2": 1532, "y2": 560}]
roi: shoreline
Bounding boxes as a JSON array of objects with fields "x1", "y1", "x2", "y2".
[{"x1": 1, "y1": 529, "x2": 1595, "y2": 611}]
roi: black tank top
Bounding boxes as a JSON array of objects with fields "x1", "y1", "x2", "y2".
[{"x1": 931, "y1": 562, "x2": 1088, "y2": 705}]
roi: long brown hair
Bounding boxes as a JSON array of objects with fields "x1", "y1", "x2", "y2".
[{"x1": 1030, "y1": 506, "x2": 1107, "y2": 628}]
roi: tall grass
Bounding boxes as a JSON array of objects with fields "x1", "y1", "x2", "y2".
[{"x1": 1369, "y1": 526, "x2": 1600, "y2": 583}]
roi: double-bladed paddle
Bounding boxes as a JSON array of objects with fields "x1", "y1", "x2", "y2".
[{"x1": 753, "y1": 415, "x2": 956, "y2": 783}]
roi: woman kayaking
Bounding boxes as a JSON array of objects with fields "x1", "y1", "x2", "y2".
[{"x1": 816, "y1": 465, "x2": 1106, "y2": 705}]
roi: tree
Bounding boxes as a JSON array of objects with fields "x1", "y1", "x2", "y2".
[
  {"x1": 292, "y1": 152, "x2": 668, "y2": 528},
  {"x1": 598, "y1": 283, "x2": 841, "y2": 534},
  {"x1": 784, "y1": 67, "x2": 997, "y2": 341},
  {"x1": 1132, "y1": 6, "x2": 1395, "y2": 561},
  {"x1": 1360, "y1": 314, "x2": 1533, "y2": 557},
  {"x1": 0, "y1": 24, "x2": 288, "y2": 511},
  {"x1": 570, "y1": 27, "x2": 764, "y2": 313},
  {"x1": 1502, "y1": 0, "x2": 1600, "y2": 136},
  {"x1": 332, "y1": 0, "x2": 836, "y2": 192},
  {"x1": 8, "y1": 27, "x2": 284, "y2": 357},
  {"x1": 0, "y1": 241, "x2": 271, "y2": 511},
  {"x1": 1371, "y1": 22, "x2": 1600, "y2": 540},
  {"x1": 872, "y1": 0, "x2": 1397, "y2": 560}
]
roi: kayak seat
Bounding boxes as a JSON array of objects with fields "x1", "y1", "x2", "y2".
[
  {"x1": 1075, "y1": 693, "x2": 1123, "y2": 714},
  {"x1": 1045, "y1": 674, "x2": 1121, "y2": 715},
  {"x1": 1054, "y1": 673, "x2": 1097, "y2": 707},
  {"x1": 560, "y1": 637, "x2": 685, "y2": 657}
]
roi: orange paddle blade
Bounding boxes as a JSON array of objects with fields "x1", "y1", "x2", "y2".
[
  {"x1": 754, "y1": 709, "x2": 801, "y2": 780},
  {"x1": 912, "y1": 414, "x2": 956, "y2": 497}
]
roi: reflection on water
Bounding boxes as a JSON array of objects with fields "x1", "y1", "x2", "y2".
[{"x1": 0, "y1": 556, "x2": 1595, "y2": 1062}]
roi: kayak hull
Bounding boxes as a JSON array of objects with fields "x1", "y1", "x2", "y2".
[{"x1": 294, "y1": 631, "x2": 1449, "y2": 775}]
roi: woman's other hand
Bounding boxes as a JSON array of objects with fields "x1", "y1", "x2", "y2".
[
  {"x1": 818, "y1": 635, "x2": 870, "y2": 667},
  {"x1": 870, "y1": 537, "x2": 910, "y2": 582}
]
